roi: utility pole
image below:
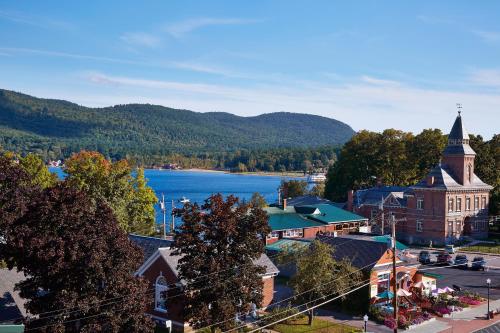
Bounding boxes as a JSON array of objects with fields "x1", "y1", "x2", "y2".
[
  {"x1": 160, "y1": 194, "x2": 167, "y2": 239},
  {"x1": 379, "y1": 195, "x2": 384, "y2": 235},
  {"x1": 171, "y1": 199, "x2": 175, "y2": 235},
  {"x1": 391, "y1": 214, "x2": 398, "y2": 333}
]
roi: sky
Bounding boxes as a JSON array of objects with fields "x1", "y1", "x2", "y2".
[{"x1": 0, "y1": 1, "x2": 499, "y2": 138}]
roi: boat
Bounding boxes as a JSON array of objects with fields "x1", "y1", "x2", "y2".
[
  {"x1": 179, "y1": 196, "x2": 190, "y2": 204},
  {"x1": 307, "y1": 173, "x2": 327, "y2": 183}
]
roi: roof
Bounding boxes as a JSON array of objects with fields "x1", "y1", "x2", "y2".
[
  {"x1": 448, "y1": 114, "x2": 469, "y2": 141},
  {"x1": 129, "y1": 234, "x2": 173, "y2": 260},
  {"x1": 265, "y1": 238, "x2": 311, "y2": 252},
  {"x1": 265, "y1": 204, "x2": 367, "y2": 232},
  {"x1": 353, "y1": 186, "x2": 409, "y2": 208},
  {"x1": 0, "y1": 269, "x2": 26, "y2": 324},
  {"x1": 283, "y1": 195, "x2": 336, "y2": 207},
  {"x1": 0, "y1": 325, "x2": 25, "y2": 333},
  {"x1": 158, "y1": 248, "x2": 279, "y2": 276},
  {"x1": 443, "y1": 114, "x2": 476, "y2": 156},
  {"x1": 412, "y1": 165, "x2": 492, "y2": 190},
  {"x1": 316, "y1": 235, "x2": 391, "y2": 271}
]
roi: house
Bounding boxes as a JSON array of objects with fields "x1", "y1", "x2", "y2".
[
  {"x1": 0, "y1": 269, "x2": 26, "y2": 325},
  {"x1": 264, "y1": 201, "x2": 369, "y2": 245},
  {"x1": 316, "y1": 235, "x2": 432, "y2": 301},
  {"x1": 347, "y1": 112, "x2": 493, "y2": 245},
  {"x1": 129, "y1": 234, "x2": 279, "y2": 332}
]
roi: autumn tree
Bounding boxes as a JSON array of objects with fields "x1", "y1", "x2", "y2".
[
  {"x1": 286, "y1": 240, "x2": 362, "y2": 325},
  {"x1": 172, "y1": 194, "x2": 270, "y2": 332},
  {"x1": 64, "y1": 151, "x2": 157, "y2": 234},
  {"x1": 2, "y1": 183, "x2": 154, "y2": 333},
  {"x1": 18, "y1": 153, "x2": 58, "y2": 189},
  {"x1": 250, "y1": 192, "x2": 268, "y2": 208},
  {"x1": 309, "y1": 183, "x2": 325, "y2": 197},
  {"x1": 282, "y1": 180, "x2": 308, "y2": 199}
]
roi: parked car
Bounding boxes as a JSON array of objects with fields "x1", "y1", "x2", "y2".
[
  {"x1": 454, "y1": 254, "x2": 468, "y2": 269},
  {"x1": 445, "y1": 244, "x2": 456, "y2": 254},
  {"x1": 471, "y1": 256, "x2": 486, "y2": 271},
  {"x1": 437, "y1": 252, "x2": 453, "y2": 265},
  {"x1": 419, "y1": 250, "x2": 432, "y2": 264}
]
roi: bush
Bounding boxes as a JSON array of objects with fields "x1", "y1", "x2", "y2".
[
  {"x1": 411, "y1": 316, "x2": 425, "y2": 326},
  {"x1": 459, "y1": 296, "x2": 482, "y2": 306},
  {"x1": 398, "y1": 315, "x2": 409, "y2": 329},
  {"x1": 368, "y1": 305, "x2": 385, "y2": 323}
]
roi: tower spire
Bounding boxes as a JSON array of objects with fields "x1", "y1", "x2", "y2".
[{"x1": 456, "y1": 103, "x2": 462, "y2": 116}]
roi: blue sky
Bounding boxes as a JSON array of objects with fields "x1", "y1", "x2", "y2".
[{"x1": 0, "y1": 1, "x2": 499, "y2": 138}]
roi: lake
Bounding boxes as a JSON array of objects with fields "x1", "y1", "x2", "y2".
[{"x1": 50, "y1": 168, "x2": 300, "y2": 228}]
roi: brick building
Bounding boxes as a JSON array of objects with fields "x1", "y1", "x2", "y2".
[
  {"x1": 348, "y1": 113, "x2": 493, "y2": 245},
  {"x1": 130, "y1": 235, "x2": 279, "y2": 332}
]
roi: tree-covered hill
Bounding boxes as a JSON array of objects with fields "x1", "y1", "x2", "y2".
[{"x1": 0, "y1": 89, "x2": 354, "y2": 163}]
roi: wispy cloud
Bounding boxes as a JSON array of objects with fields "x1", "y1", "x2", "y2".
[
  {"x1": 165, "y1": 18, "x2": 258, "y2": 38},
  {"x1": 416, "y1": 15, "x2": 454, "y2": 25},
  {"x1": 0, "y1": 9, "x2": 73, "y2": 30},
  {"x1": 472, "y1": 30, "x2": 500, "y2": 43},
  {"x1": 468, "y1": 69, "x2": 500, "y2": 89},
  {"x1": 120, "y1": 32, "x2": 161, "y2": 48}
]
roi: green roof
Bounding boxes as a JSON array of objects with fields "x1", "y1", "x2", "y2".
[
  {"x1": 372, "y1": 236, "x2": 408, "y2": 251},
  {"x1": 268, "y1": 213, "x2": 325, "y2": 231},
  {"x1": 0, "y1": 325, "x2": 25, "y2": 333},
  {"x1": 265, "y1": 238, "x2": 311, "y2": 252},
  {"x1": 303, "y1": 204, "x2": 367, "y2": 224}
]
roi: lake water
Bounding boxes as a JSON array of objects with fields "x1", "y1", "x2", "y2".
[{"x1": 50, "y1": 168, "x2": 299, "y2": 228}]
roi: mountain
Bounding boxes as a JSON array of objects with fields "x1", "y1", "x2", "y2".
[{"x1": 0, "y1": 88, "x2": 355, "y2": 161}]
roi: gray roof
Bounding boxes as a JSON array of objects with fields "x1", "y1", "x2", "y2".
[
  {"x1": 0, "y1": 269, "x2": 26, "y2": 324},
  {"x1": 158, "y1": 248, "x2": 279, "y2": 277},
  {"x1": 129, "y1": 234, "x2": 173, "y2": 260},
  {"x1": 283, "y1": 195, "x2": 336, "y2": 207},
  {"x1": 412, "y1": 165, "x2": 492, "y2": 190},
  {"x1": 448, "y1": 114, "x2": 469, "y2": 141},
  {"x1": 353, "y1": 186, "x2": 409, "y2": 207},
  {"x1": 316, "y1": 235, "x2": 390, "y2": 271},
  {"x1": 443, "y1": 144, "x2": 476, "y2": 155}
]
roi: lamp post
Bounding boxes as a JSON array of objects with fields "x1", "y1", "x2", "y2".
[
  {"x1": 487, "y1": 278, "x2": 491, "y2": 319},
  {"x1": 363, "y1": 314, "x2": 368, "y2": 332}
]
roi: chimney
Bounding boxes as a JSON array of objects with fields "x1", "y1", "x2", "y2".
[
  {"x1": 283, "y1": 198, "x2": 287, "y2": 210},
  {"x1": 347, "y1": 190, "x2": 354, "y2": 212}
]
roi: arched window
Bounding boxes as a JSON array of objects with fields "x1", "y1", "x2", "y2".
[{"x1": 155, "y1": 275, "x2": 168, "y2": 312}]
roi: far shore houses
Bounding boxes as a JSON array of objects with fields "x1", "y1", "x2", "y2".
[{"x1": 347, "y1": 113, "x2": 493, "y2": 245}]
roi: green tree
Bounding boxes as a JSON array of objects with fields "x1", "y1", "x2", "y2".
[
  {"x1": 64, "y1": 151, "x2": 157, "y2": 233},
  {"x1": 282, "y1": 180, "x2": 308, "y2": 199},
  {"x1": 287, "y1": 240, "x2": 362, "y2": 325},
  {"x1": 250, "y1": 192, "x2": 268, "y2": 208},
  {"x1": 2, "y1": 183, "x2": 154, "y2": 332},
  {"x1": 18, "y1": 153, "x2": 58, "y2": 189},
  {"x1": 309, "y1": 183, "x2": 325, "y2": 197},
  {"x1": 172, "y1": 194, "x2": 270, "y2": 332}
]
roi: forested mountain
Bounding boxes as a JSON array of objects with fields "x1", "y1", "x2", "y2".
[{"x1": 0, "y1": 89, "x2": 354, "y2": 166}]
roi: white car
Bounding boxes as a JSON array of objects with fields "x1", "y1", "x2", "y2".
[{"x1": 445, "y1": 245, "x2": 456, "y2": 254}]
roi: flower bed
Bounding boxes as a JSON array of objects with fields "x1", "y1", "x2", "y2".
[{"x1": 459, "y1": 296, "x2": 482, "y2": 306}]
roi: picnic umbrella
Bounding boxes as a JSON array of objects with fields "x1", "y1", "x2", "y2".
[
  {"x1": 397, "y1": 288, "x2": 412, "y2": 297},
  {"x1": 441, "y1": 286, "x2": 454, "y2": 293}
]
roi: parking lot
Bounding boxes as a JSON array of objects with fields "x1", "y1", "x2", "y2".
[{"x1": 407, "y1": 248, "x2": 500, "y2": 300}]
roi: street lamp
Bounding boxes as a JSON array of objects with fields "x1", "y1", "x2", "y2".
[
  {"x1": 363, "y1": 314, "x2": 368, "y2": 332},
  {"x1": 487, "y1": 278, "x2": 491, "y2": 319}
]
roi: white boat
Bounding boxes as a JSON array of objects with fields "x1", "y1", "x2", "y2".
[
  {"x1": 179, "y1": 196, "x2": 190, "y2": 204},
  {"x1": 307, "y1": 173, "x2": 326, "y2": 183}
]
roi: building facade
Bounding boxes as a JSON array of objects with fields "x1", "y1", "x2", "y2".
[{"x1": 348, "y1": 113, "x2": 493, "y2": 245}]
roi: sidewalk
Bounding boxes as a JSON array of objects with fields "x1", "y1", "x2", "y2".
[{"x1": 315, "y1": 308, "x2": 392, "y2": 333}]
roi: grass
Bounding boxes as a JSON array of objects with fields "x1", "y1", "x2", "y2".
[
  {"x1": 461, "y1": 242, "x2": 500, "y2": 254},
  {"x1": 273, "y1": 317, "x2": 361, "y2": 333}
]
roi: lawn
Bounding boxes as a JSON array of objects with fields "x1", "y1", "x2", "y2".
[
  {"x1": 272, "y1": 317, "x2": 361, "y2": 333},
  {"x1": 461, "y1": 242, "x2": 500, "y2": 254}
]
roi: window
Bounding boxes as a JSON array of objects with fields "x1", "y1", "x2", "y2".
[
  {"x1": 448, "y1": 198, "x2": 454, "y2": 212},
  {"x1": 371, "y1": 209, "x2": 378, "y2": 219},
  {"x1": 455, "y1": 220, "x2": 461, "y2": 234},
  {"x1": 474, "y1": 197, "x2": 479, "y2": 211},
  {"x1": 283, "y1": 229, "x2": 303, "y2": 238},
  {"x1": 456, "y1": 198, "x2": 462, "y2": 212},
  {"x1": 267, "y1": 231, "x2": 279, "y2": 239},
  {"x1": 468, "y1": 164, "x2": 472, "y2": 183},
  {"x1": 466, "y1": 197, "x2": 471, "y2": 211},
  {"x1": 481, "y1": 197, "x2": 487, "y2": 210},
  {"x1": 447, "y1": 220, "x2": 453, "y2": 237},
  {"x1": 377, "y1": 273, "x2": 390, "y2": 294},
  {"x1": 416, "y1": 220, "x2": 423, "y2": 232},
  {"x1": 155, "y1": 276, "x2": 169, "y2": 312},
  {"x1": 417, "y1": 198, "x2": 424, "y2": 210}
]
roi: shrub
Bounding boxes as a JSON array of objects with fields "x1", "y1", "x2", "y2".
[
  {"x1": 422, "y1": 311, "x2": 431, "y2": 320},
  {"x1": 459, "y1": 296, "x2": 481, "y2": 305},
  {"x1": 384, "y1": 317, "x2": 397, "y2": 330},
  {"x1": 369, "y1": 305, "x2": 385, "y2": 323},
  {"x1": 398, "y1": 315, "x2": 409, "y2": 329},
  {"x1": 411, "y1": 316, "x2": 425, "y2": 325}
]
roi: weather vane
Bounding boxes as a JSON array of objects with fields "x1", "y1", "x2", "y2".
[{"x1": 456, "y1": 103, "x2": 462, "y2": 115}]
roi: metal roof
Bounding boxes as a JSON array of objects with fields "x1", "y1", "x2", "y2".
[{"x1": 265, "y1": 238, "x2": 311, "y2": 252}]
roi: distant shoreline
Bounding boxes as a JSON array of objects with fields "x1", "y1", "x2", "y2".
[{"x1": 152, "y1": 168, "x2": 306, "y2": 178}]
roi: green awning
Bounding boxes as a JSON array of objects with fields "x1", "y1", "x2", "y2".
[{"x1": 421, "y1": 272, "x2": 443, "y2": 279}]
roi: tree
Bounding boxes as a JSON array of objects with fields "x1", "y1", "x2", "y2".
[
  {"x1": 250, "y1": 192, "x2": 268, "y2": 208},
  {"x1": 64, "y1": 151, "x2": 157, "y2": 233},
  {"x1": 172, "y1": 194, "x2": 270, "y2": 332},
  {"x1": 282, "y1": 180, "x2": 308, "y2": 199},
  {"x1": 309, "y1": 183, "x2": 325, "y2": 198},
  {"x1": 18, "y1": 153, "x2": 58, "y2": 189},
  {"x1": 287, "y1": 240, "x2": 362, "y2": 325},
  {"x1": 2, "y1": 183, "x2": 154, "y2": 333}
]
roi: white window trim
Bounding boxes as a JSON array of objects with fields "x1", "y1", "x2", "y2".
[
  {"x1": 155, "y1": 275, "x2": 169, "y2": 313},
  {"x1": 416, "y1": 219, "x2": 423, "y2": 233},
  {"x1": 417, "y1": 198, "x2": 424, "y2": 210}
]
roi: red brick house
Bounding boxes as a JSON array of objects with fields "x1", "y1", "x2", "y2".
[
  {"x1": 348, "y1": 113, "x2": 493, "y2": 245},
  {"x1": 130, "y1": 235, "x2": 279, "y2": 332}
]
